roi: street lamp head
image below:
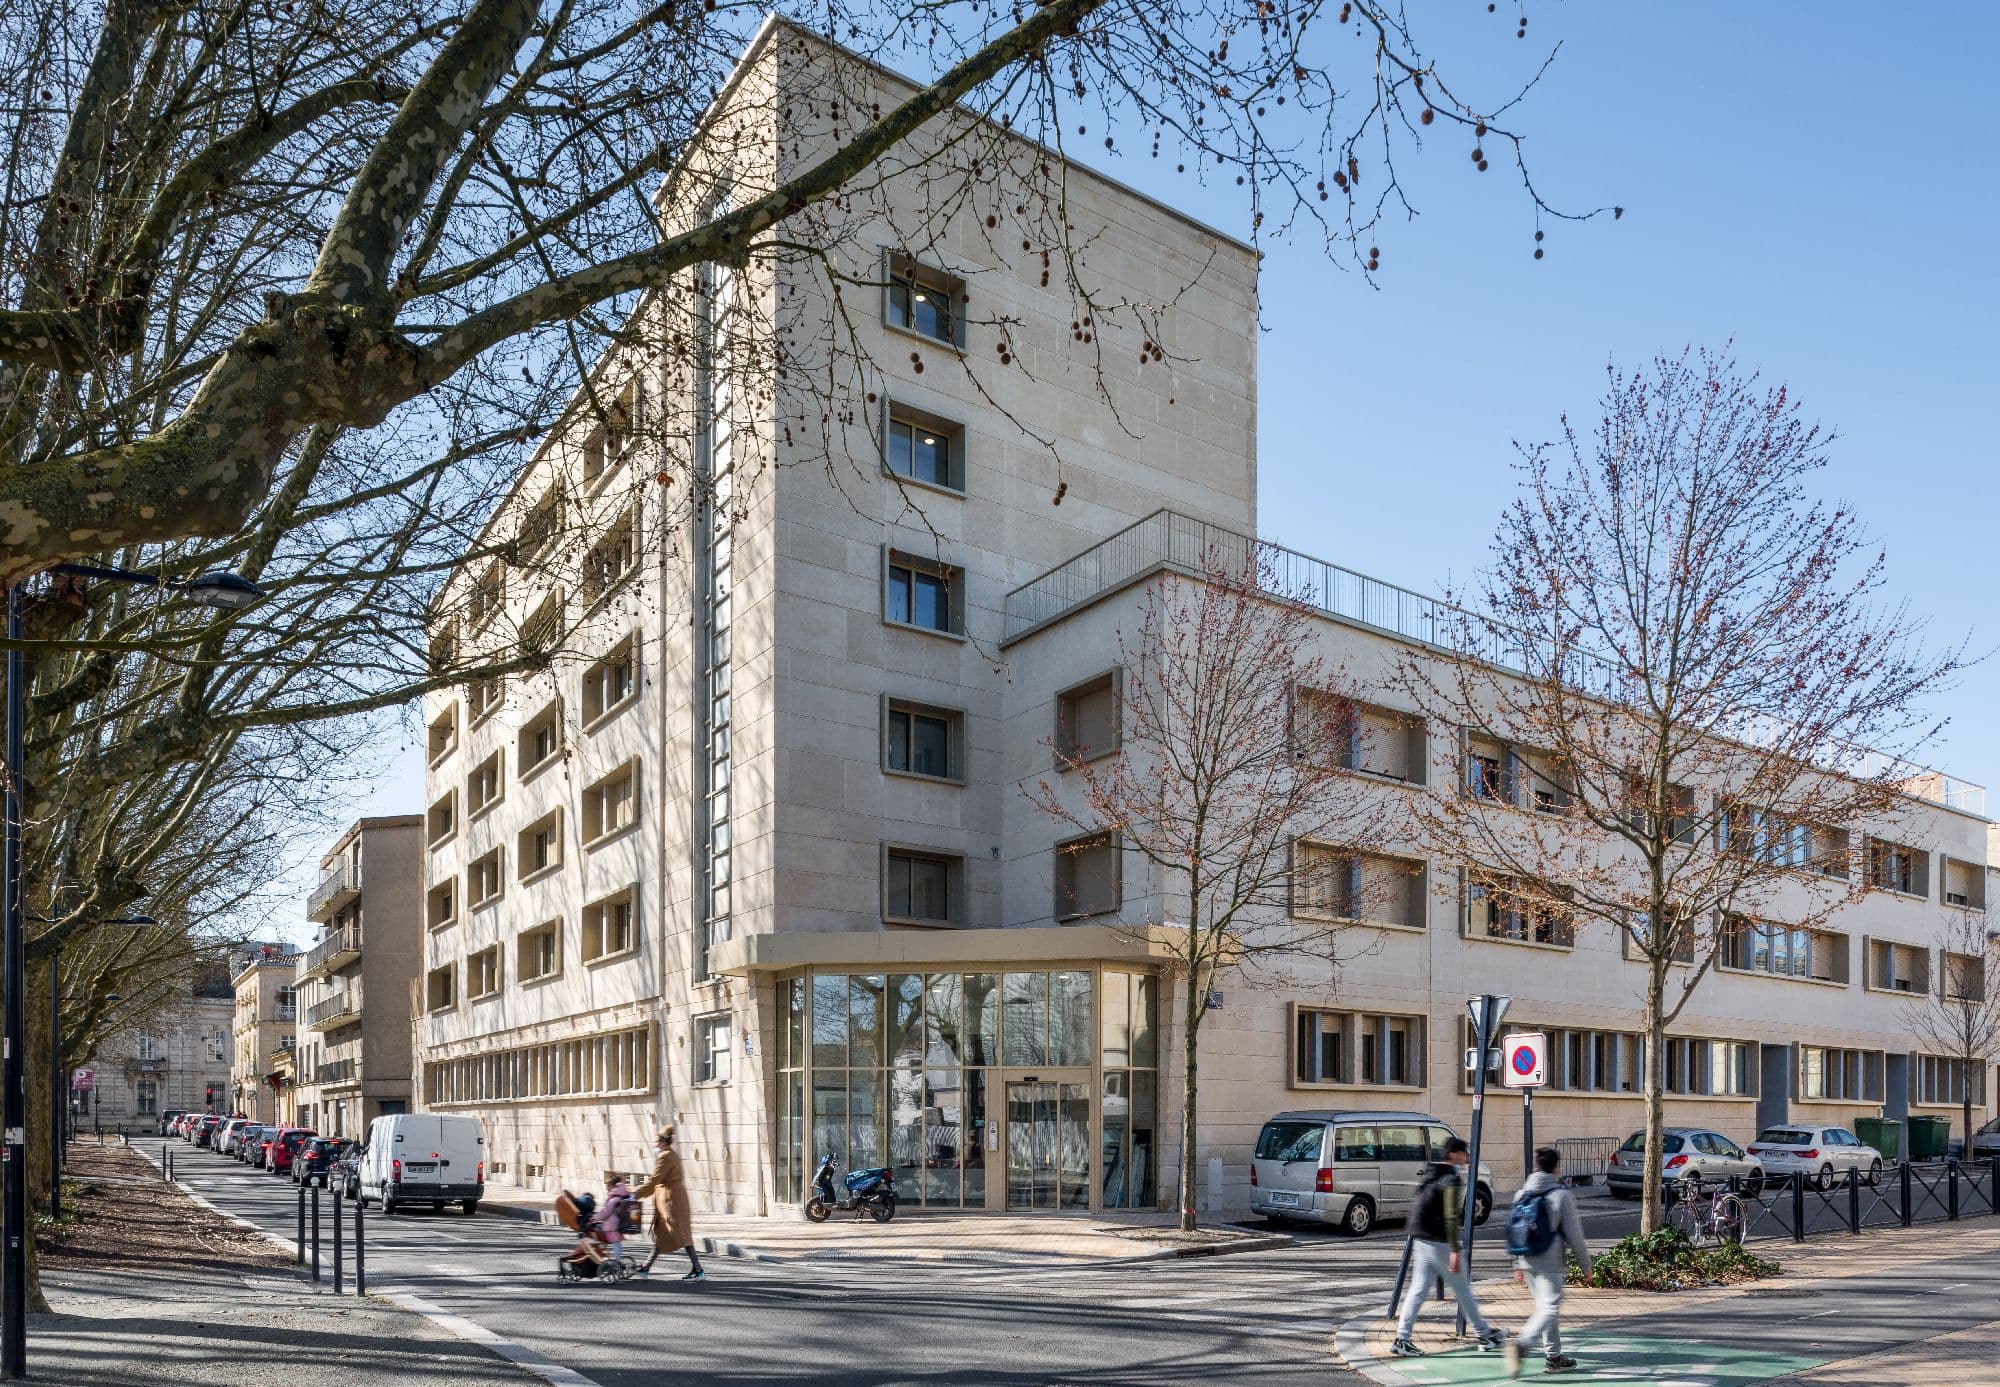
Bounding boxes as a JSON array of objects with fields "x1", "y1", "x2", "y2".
[
  {"x1": 103, "y1": 916, "x2": 159, "y2": 928},
  {"x1": 182, "y1": 571, "x2": 264, "y2": 612}
]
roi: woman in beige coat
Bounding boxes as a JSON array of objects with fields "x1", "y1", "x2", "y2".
[{"x1": 635, "y1": 1125, "x2": 703, "y2": 1279}]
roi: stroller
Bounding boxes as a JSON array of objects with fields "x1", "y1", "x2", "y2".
[{"x1": 555, "y1": 1190, "x2": 637, "y2": 1284}]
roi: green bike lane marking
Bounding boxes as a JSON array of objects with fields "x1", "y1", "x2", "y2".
[{"x1": 1386, "y1": 1334, "x2": 1820, "y2": 1386}]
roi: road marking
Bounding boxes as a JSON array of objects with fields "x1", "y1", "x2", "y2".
[{"x1": 379, "y1": 1287, "x2": 606, "y2": 1387}]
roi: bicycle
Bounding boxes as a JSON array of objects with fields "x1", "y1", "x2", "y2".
[{"x1": 1666, "y1": 1174, "x2": 1744, "y2": 1246}]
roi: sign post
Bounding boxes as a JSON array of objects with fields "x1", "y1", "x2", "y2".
[
  {"x1": 1458, "y1": 995, "x2": 1509, "y2": 1337},
  {"x1": 1501, "y1": 1032, "x2": 1548, "y2": 1181}
]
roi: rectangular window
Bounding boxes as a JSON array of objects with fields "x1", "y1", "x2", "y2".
[
  {"x1": 1054, "y1": 671, "x2": 1120, "y2": 765},
  {"x1": 885, "y1": 552, "x2": 962, "y2": 635},
  {"x1": 468, "y1": 945, "x2": 503, "y2": 1000},
  {"x1": 1942, "y1": 950, "x2": 1986, "y2": 1002},
  {"x1": 1293, "y1": 1009, "x2": 1425, "y2": 1088},
  {"x1": 581, "y1": 383, "x2": 634, "y2": 484},
  {"x1": 884, "y1": 254, "x2": 962, "y2": 346},
  {"x1": 583, "y1": 509, "x2": 637, "y2": 604},
  {"x1": 1054, "y1": 833, "x2": 1120, "y2": 920},
  {"x1": 518, "y1": 920, "x2": 561, "y2": 983},
  {"x1": 1916, "y1": 1055, "x2": 1986, "y2": 1107},
  {"x1": 1865, "y1": 937, "x2": 1930, "y2": 993},
  {"x1": 427, "y1": 707, "x2": 458, "y2": 765},
  {"x1": 1294, "y1": 843, "x2": 1426, "y2": 928},
  {"x1": 884, "y1": 848, "x2": 954, "y2": 924},
  {"x1": 469, "y1": 847, "x2": 504, "y2": 908},
  {"x1": 583, "y1": 634, "x2": 638, "y2": 725},
  {"x1": 428, "y1": 624, "x2": 457, "y2": 674},
  {"x1": 696, "y1": 1015, "x2": 733, "y2": 1085},
  {"x1": 467, "y1": 750, "x2": 503, "y2": 818},
  {"x1": 1722, "y1": 918, "x2": 1849, "y2": 983},
  {"x1": 1294, "y1": 1008, "x2": 1345, "y2": 1085},
  {"x1": 467, "y1": 563, "x2": 504, "y2": 630},
  {"x1": 517, "y1": 810, "x2": 563, "y2": 880},
  {"x1": 582, "y1": 761, "x2": 639, "y2": 845},
  {"x1": 1798, "y1": 1045, "x2": 1883, "y2": 1102},
  {"x1": 426, "y1": 791, "x2": 456, "y2": 848},
  {"x1": 468, "y1": 674, "x2": 504, "y2": 725},
  {"x1": 884, "y1": 410, "x2": 963, "y2": 491},
  {"x1": 522, "y1": 592, "x2": 561, "y2": 655},
  {"x1": 427, "y1": 879, "x2": 456, "y2": 931},
  {"x1": 516, "y1": 488, "x2": 560, "y2": 563},
  {"x1": 1463, "y1": 872, "x2": 1574, "y2": 947},
  {"x1": 582, "y1": 888, "x2": 639, "y2": 964},
  {"x1": 1349, "y1": 702, "x2": 1427, "y2": 783},
  {"x1": 518, "y1": 702, "x2": 561, "y2": 777},
  {"x1": 1865, "y1": 837, "x2": 1928, "y2": 898},
  {"x1": 1463, "y1": 735, "x2": 1507, "y2": 803},
  {"x1": 1943, "y1": 856, "x2": 1986, "y2": 910},
  {"x1": 884, "y1": 700, "x2": 958, "y2": 781},
  {"x1": 425, "y1": 964, "x2": 457, "y2": 1013}
]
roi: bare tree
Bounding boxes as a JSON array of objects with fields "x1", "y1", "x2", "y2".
[
  {"x1": 1401, "y1": 349, "x2": 1963, "y2": 1235},
  {"x1": 1904, "y1": 911, "x2": 2000, "y2": 1158},
  {"x1": 1025, "y1": 549, "x2": 1406, "y2": 1230}
]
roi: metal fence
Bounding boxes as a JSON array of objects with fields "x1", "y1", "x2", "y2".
[
  {"x1": 1724, "y1": 1157, "x2": 2000, "y2": 1244},
  {"x1": 1555, "y1": 1136, "x2": 1622, "y2": 1185}
]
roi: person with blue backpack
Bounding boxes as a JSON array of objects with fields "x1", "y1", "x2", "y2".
[{"x1": 1502, "y1": 1146, "x2": 1592, "y2": 1376}]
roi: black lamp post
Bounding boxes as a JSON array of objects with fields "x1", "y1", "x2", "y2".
[{"x1": 2, "y1": 563, "x2": 259, "y2": 1379}]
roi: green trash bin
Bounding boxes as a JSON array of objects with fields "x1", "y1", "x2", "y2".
[
  {"x1": 1856, "y1": 1117, "x2": 1902, "y2": 1161},
  {"x1": 1908, "y1": 1115, "x2": 1950, "y2": 1160}
]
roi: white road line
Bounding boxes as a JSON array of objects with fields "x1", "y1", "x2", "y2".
[{"x1": 379, "y1": 1287, "x2": 607, "y2": 1387}]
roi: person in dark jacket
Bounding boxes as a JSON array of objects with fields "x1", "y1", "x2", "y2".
[{"x1": 1392, "y1": 1136, "x2": 1505, "y2": 1359}]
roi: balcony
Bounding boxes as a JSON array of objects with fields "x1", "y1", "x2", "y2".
[
  {"x1": 307, "y1": 859, "x2": 362, "y2": 922},
  {"x1": 305, "y1": 988, "x2": 361, "y2": 1032},
  {"x1": 298, "y1": 924, "x2": 362, "y2": 980},
  {"x1": 313, "y1": 1058, "x2": 359, "y2": 1087}
]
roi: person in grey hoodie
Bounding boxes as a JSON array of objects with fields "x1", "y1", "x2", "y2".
[{"x1": 1504, "y1": 1146, "x2": 1591, "y2": 1376}]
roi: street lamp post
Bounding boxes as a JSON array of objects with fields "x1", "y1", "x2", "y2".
[{"x1": 2, "y1": 565, "x2": 259, "y2": 1379}]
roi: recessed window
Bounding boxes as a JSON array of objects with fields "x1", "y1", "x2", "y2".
[
  {"x1": 469, "y1": 847, "x2": 504, "y2": 909},
  {"x1": 884, "y1": 407, "x2": 964, "y2": 492},
  {"x1": 468, "y1": 674, "x2": 504, "y2": 726},
  {"x1": 1294, "y1": 844, "x2": 1426, "y2": 929},
  {"x1": 1055, "y1": 671, "x2": 1120, "y2": 766},
  {"x1": 583, "y1": 635, "x2": 639, "y2": 725},
  {"x1": 426, "y1": 791, "x2": 457, "y2": 849},
  {"x1": 468, "y1": 563, "x2": 504, "y2": 631},
  {"x1": 427, "y1": 707, "x2": 458, "y2": 765},
  {"x1": 582, "y1": 382, "x2": 635, "y2": 485},
  {"x1": 425, "y1": 964, "x2": 457, "y2": 1013},
  {"x1": 467, "y1": 750, "x2": 504, "y2": 818},
  {"x1": 517, "y1": 810, "x2": 563, "y2": 881},
  {"x1": 1462, "y1": 872, "x2": 1575, "y2": 948},
  {"x1": 523, "y1": 591, "x2": 561, "y2": 655},
  {"x1": 582, "y1": 761, "x2": 639, "y2": 845},
  {"x1": 884, "y1": 253, "x2": 963, "y2": 347},
  {"x1": 468, "y1": 945, "x2": 503, "y2": 1001},
  {"x1": 427, "y1": 879, "x2": 457, "y2": 931},
  {"x1": 1942, "y1": 950, "x2": 1986, "y2": 1002},
  {"x1": 885, "y1": 551, "x2": 963, "y2": 635},
  {"x1": 1054, "y1": 833, "x2": 1120, "y2": 920},
  {"x1": 1943, "y1": 857, "x2": 1985, "y2": 909},
  {"x1": 583, "y1": 509, "x2": 638, "y2": 606},
  {"x1": 516, "y1": 487, "x2": 561, "y2": 563},
  {"x1": 1865, "y1": 837, "x2": 1927, "y2": 898},
  {"x1": 1865, "y1": 937, "x2": 1929, "y2": 993},
  {"x1": 583, "y1": 888, "x2": 639, "y2": 964},
  {"x1": 519, "y1": 702, "x2": 562, "y2": 778},
  {"x1": 884, "y1": 699, "x2": 960, "y2": 781},
  {"x1": 1799, "y1": 1045, "x2": 1882, "y2": 1102},
  {"x1": 428, "y1": 624, "x2": 457, "y2": 674},
  {"x1": 695, "y1": 1014, "x2": 732, "y2": 1085},
  {"x1": 518, "y1": 920, "x2": 562, "y2": 984},
  {"x1": 1301, "y1": 697, "x2": 1426, "y2": 784},
  {"x1": 884, "y1": 847, "x2": 956, "y2": 925},
  {"x1": 1721, "y1": 917, "x2": 1849, "y2": 983},
  {"x1": 1294, "y1": 1008, "x2": 1426, "y2": 1087}
]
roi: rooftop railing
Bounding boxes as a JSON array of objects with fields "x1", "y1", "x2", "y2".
[{"x1": 1001, "y1": 508, "x2": 1985, "y2": 818}]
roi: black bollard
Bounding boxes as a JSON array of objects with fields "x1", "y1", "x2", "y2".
[
  {"x1": 355, "y1": 1194, "x2": 366, "y2": 1296},
  {"x1": 333, "y1": 1183, "x2": 343, "y2": 1294},
  {"x1": 311, "y1": 1184, "x2": 322, "y2": 1282},
  {"x1": 296, "y1": 1185, "x2": 306, "y2": 1264}
]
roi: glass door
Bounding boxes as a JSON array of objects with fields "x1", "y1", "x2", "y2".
[{"x1": 1006, "y1": 1081, "x2": 1093, "y2": 1211}]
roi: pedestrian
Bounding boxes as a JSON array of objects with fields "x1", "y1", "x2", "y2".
[
  {"x1": 596, "y1": 1172, "x2": 633, "y2": 1267},
  {"x1": 635, "y1": 1125, "x2": 704, "y2": 1280},
  {"x1": 1391, "y1": 1135, "x2": 1506, "y2": 1359},
  {"x1": 1503, "y1": 1146, "x2": 1590, "y2": 1377}
]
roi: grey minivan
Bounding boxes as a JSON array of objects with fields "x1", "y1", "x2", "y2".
[{"x1": 1249, "y1": 1109, "x2": 1494, "y2": 1236}]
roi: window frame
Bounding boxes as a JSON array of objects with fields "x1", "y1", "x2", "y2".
[
  {"x1": 582, "y1": 632, "x2": 640, "y2": 729},
  {"x1": 1053, "y1": 831, "x2": 1122, "y2": 921},
  {"x1": 425, "y1": 963, "x2": 458, "y2": 1014},
  {"x1": 1292, "y1": 842, "x2": 1428, "y2": 931},
  {"x1": 516, "y1": 808, "x2": 564, "y2": 884},
  {"x1": 881, "y1": 251, "x2": 966, "y2": 349},
  {"x1": 426, "y1": 790, "x2": 457, "y2": 850},
  {"x1": 581, "y1": 887, "x2": 641, "y2": 966},
  {"x1": 882, "y1": 548, "x2": 966, "y2": 638},
  {"x1": 881, "y1": 844, "x2": 961, "y2": 927},
  {"x1": 694, "y1": 1014, "x2": 733, "y2": 1086},
  {"x1": 880, "y1": 696, "x2": 965, "y2": 785},
  {"x1": 467, "y1": 944, "x2": 504, "y2": 1002},
  {"x1": 468, "y1": 846, "x2": 505, "y2": 910},
  {"x1": 582, "y1": 506, "x2": 640, "y2": 609},
  {"x1": 426, "y1": 878, "x2": 457, "y2": 932},
  {"x1": 467, "y1": 749, "x2": 505, "y2": 820},
  {"x1": 517, "y1": 919, "x2": 563, "y2": 986},
  {"x1": 1054, "y1": 670, "x2": 1122, "y2": 767},
  {"x1": 427, "y1": 706, "x2": 459, "y2": 767},
  {"x1": 880, "y1": 398, "x2": 967, "y2": 494},
  {"x1": 467, "y1": 673, "x2": 505, "y2": 727},
  {"x1": 581, "y1": 758, "x2": 641, "y2": 848},
  {"x1": 518, "y1": 700, "x2": 563, "y2": 781},
  {"x1": 1460, "y1": 869, "x2": 1576, "y2": 950}
]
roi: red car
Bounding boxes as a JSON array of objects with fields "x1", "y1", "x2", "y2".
[{"x1": 268, "y1": 1127, "x2": 318, "y2": 1175}]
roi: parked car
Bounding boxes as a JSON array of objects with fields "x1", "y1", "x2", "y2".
[
  {"x1": 230, "y1": 1124, "x2": 266, "y2": 1160},
  {"x1": 215, "y1": 1119, "x2": 248, "y2": 1155},
  {"x1": 251, "y1": 1129, "x2": 280, "y2": 1168},
  {"x1": 1746, "y1": 1125, "x2": 1883, "y2": 1190},
  {"x1": 1248, "y1": 1109, "x2": 1494, "y2": 1236},
  {"x1": 332, "y1": 1143, "x2": 365, "y2": 1201},
  {"x1": 193, "y1": 1115, "x2": 226, "y2": 1148},
  {"x1": 268, "y1": 1126, "x2": 317, "y2": 1175},
  {"x1": 158, "y1": 1110, "x2": 185, "y2": 1136},
  {"x1": 1606, "y1": 1127, "x2": 1764, "y2": 1200},
  {"x1": 1972, "y1": 1117, "x2": 2000, "y2": 1163},
  {"x1": 294, "y1": 1138, "x2": 351, "y2": 1188},
  {"x1": 356, "y1": 1113, "x2": 485, "y2": 1216}
]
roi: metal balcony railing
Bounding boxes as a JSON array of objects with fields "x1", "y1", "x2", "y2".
[
  {"x1": 1001, "y1": 508, "x2": 1986, "y2": 817},
  {"x1": 305, "y1": 989, "x2": 361, "y2": 1030},
  {"x1": 298, "y1": 924, "x2": 362, "y2": 980},
  {"x1": 314, "y1": 1058, "x2": 359, "y2": 1086},
  {"x1": 307, "y1": 858, "x2": 362, "y2": 922}
]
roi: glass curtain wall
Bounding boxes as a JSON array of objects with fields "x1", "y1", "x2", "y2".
[{"x1": 773, "y1": 968, "x2": 1157, "y2": 1210}]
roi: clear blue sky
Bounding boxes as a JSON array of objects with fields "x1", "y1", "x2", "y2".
[{"x1": 271, "y1": 5, "x2": 1999, "y2": 942}]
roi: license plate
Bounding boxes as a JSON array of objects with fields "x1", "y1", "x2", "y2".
[
  {"x1": 403, "y1": 1162, "x2": 437, "y2": 1174},
  {"x1": 1265, "y1": 1192, "x2": 1299, "y2": 1208}
]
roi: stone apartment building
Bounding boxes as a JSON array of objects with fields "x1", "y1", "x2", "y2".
[
  {"x1": 415, "y1": 20, "x2": 1995, "y2": 1215},
  {"x1": 80, "y1": 986, "x2": 234, "y2": 1134},
  {"x1": 228, "y1": 945, "x2": 298, "y2": 1123},
  {"x1": 293, "y1": 816, "x2": 421, "y2": 1137}
]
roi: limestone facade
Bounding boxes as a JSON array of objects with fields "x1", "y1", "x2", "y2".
[{"x1": 228, "y1": 946, "x2": 298, "y2": 1124}]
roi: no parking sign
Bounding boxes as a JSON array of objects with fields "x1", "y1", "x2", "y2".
[{"x1": 1501, "y1": 1032, "x2": 1547, "y2": 1089}]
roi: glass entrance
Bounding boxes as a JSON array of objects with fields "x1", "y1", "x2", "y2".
[{"x1": 1006, "y1": 1081, "x2": 1090, "y2": 1210}]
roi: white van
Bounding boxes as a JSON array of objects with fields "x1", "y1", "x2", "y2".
[
  {"x1": 357, "y1": 1113, "x2": 485, "y2": 1215},
  {"x1": 1249, "y1": 1109, "x2": 1493, "y2": 1236}
]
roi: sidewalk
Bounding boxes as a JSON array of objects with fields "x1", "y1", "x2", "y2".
[
  {"x1": 474, "y1": 1186, "x2": 1289, "y2": 1264},
  {"x1": 1335, "y1": 1220, "x2": 2000, "y2": 1387}
]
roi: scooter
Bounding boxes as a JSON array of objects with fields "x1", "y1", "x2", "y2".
[{"x1": 804, "y1": 1153, "x2": 897, "y2": 1223}]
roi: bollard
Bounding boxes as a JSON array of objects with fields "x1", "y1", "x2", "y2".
[
  {"x1": 1899, "y1": 1161, "x2": 1912, "y2": 1228},
  {"x1": 1790, "y1": 1172, "x2": 1806, "y2": 1242},
  {"x1": 355, "y1": 1194, "x2": 366, "y2": 1296},
  {"x1": 161, "y1": 1143, "x2": 168, "y2": 1178},
  {"x1": 1846, "y1": 1168, "x2": 1860, "y2": 1234},
  {"x1": 311, "y1": 1184, "x2": 322, "y2": 1283},
  {"x1": 333, "y1": 1183, "x2": 343, "y2": 1294},
  {"x1": 296, "y1": 1185, "x2": 306, "y2": 1264},
  {"x1": 1947, "y1": 1161, "x2": 1959, "y2": 1221},
  {"x1": 1385, "y1": 1235, "x2": 1413, "y2": 1317}
]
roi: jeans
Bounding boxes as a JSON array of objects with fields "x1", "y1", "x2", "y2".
[
  {"x1": 1516, "y1": 1263, "x2": 1564, "y2": 1357},
  {"x1": 1395, "y1": 1238, "x2": 1493, "y2": 1340}
]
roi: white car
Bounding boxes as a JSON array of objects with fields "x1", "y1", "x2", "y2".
[{"x1": 1745, "y1": 1125, "x2": 1883, "y2": 1190}]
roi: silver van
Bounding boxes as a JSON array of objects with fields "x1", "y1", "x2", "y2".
[{"x1": 1250, "y1": 1109, "x2": 1494, "y2": 1236}]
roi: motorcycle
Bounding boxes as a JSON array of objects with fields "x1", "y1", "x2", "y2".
[{"x1": 804, "y1": 1153, "x2": 897, "y2": 1223}]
